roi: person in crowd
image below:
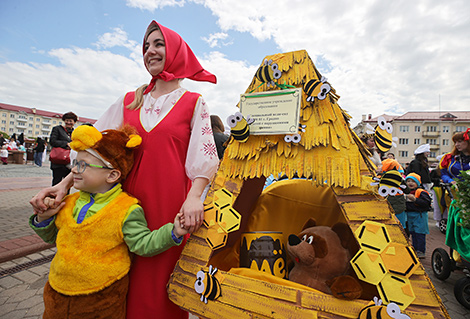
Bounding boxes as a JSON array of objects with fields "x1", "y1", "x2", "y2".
[
  {"x1": 430, "y1": 160, "x2": 445, "y2": 227},
  {"x1": 30, "y1": 20, "x2": 218, "y2": 318},
  {"x1": 33, "y1": 137, "x2": 46, "y2": 167},
  {"x1": 386, "y1": 152, "x2": 395, "y2": 159},
  {"x1": 440, "y1": 129, "x2": 470, "y2": 186},
  {"x1": 360, "y1": 133, "x2": 382, "y2": 171},
  {"x1": 211, "y1": 114, "x2": 229, "y2": 160},
  {"x1": 49, "y1": 112, "x2": 77, "y2": 185},
  {"x1": 440, "y1": 129, "x2": 470, "y2": 264},
  {"x1": 30, "y1": 125, "x2": 188, "y2": 319},
  {"x1": 17, "y1": 142, "x2": 27, "y2": 163},
  {"x1": 0, "y1": 144, "x2": 8, "y2": 165},
  {"x1": 404, "y1": 173, "x2": 432, "y2": 259},
  {"x1": 7, "y1": 135, "x2": 18, "y2": 150},
  {"x1": 406, "y1": 144, "x2": 432, "y2": 191},
  {"x1": 381, "y1": 158, "x2": 406, "y2": 230}
]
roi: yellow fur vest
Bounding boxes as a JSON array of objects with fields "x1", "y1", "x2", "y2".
[{"x1": 49, "y1": 191, "x2": 138, "y2": 295}]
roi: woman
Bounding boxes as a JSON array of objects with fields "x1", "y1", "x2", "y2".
[
  {"x1": 440, "y1": 129, "x2": 470, "y2": 262},
  {"x1": 49, "y1": 112, "x2": 77, "y2": 185},
  {"x1": 440, "y1": 129, "x2": 470, "y2": 185},
  {"x1": 406, "y1": 144, "x2": 432, "y2": 191},
  {"x1": 360, "y1": 133, "x2": 382, "y2": 171},
  {"x1": 211, "y1": 114, "x2": 229, "y2": 160},
  {"x1": 33, "y1": 137, "x2": 45, "y2": 167},
  {"x1": 31, "y1": 21, "x2": 218, "y2": 318}
]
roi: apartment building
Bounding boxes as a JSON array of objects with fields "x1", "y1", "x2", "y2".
[
  {"x1": 0, "y1": 102, "x2": 96, "y2": 139},
  {"x1": 354, "y1": 111, "x2": 470, "y2": 165}
]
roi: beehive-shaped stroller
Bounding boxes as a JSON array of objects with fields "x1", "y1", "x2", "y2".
[{"x1": 167, "y1": 50, "x2": 450, "y2": 318}]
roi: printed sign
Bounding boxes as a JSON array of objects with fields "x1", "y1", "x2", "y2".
[{"x1": 239, "y1": 89, "x2": 301, "y2": 135}]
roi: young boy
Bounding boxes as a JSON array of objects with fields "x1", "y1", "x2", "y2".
[
  {"x1": 29, "y1": 125, "x2": 188, "y2": 319},
  {"x1": 404, "y1": 173, "x2": 432, "y2": 259}
]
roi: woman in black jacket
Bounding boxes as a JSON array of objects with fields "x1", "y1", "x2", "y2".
[
  {"x1": 406, "y1": 144, "x2": 432, "y2": 191},
  {"x1": 49, "y1": 112, "x2": 77, "y2": 185}
]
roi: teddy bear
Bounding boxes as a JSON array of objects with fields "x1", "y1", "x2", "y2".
[{"x1": 286, "y1": 218, "x2": 363, "y2": 300}]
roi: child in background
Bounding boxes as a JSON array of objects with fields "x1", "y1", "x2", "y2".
[
  {"x1": 405, "y1": 173, "x2": 432, "y2": 259},
  {"x1": 0, "y1": 145, "x2": 8, "y2": 165},
  {"x1": 30, "y1": 125, "x2": 188, "y2": 319}
]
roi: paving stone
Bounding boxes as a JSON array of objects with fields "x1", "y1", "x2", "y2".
[
  {"x1": 2, "y1": 309, "x2": 28, "y2": 319},
  {"x1": 24, "y1": 302, "x2": 44, "y2": 317},
  {"x1": 0, "y1": 284, "x2": 27, "y2": 297},
  {"x1": 0, "y1": 276, "x2": 23, "y2": 289},
  {"x1": 12, "y1": 270, "x2": 41, "y2": 284},
  {"x1": 16, "y1": 294, "x2": 43, "y2": 309},
  {"x1": 6, "y1": 289, "x2": 36, "y2": 304},
  {"x1": 0, "y1": 302, "x2": 19, "y2": 317}
]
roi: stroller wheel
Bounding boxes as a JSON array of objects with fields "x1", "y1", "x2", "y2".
[
  {"x1": 432, "y1": 248, "x2": 452, "y2": 280},
  {"x1": 439, "y1": 219, "x2": 447, "y2": 234},
  {"x1": 454, "y1": 276, "x2": 470, "y2": 309}
]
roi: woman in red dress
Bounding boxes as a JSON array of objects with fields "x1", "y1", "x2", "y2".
[{"x1": 31, "y1": 21, "x2": 218, "y2": 318}]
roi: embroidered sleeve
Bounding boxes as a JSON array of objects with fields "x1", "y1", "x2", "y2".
[{"x1": 185, "y1": 96, "x2": 219, "y2": 181}]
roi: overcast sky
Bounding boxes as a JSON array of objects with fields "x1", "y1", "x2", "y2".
[{"x1": 0, "y1": 0, "x2": 468, "y2": 127}]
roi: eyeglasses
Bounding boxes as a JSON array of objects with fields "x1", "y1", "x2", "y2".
[{"x1": 71, "y1": 159, "x2": 112, "y2": 174}]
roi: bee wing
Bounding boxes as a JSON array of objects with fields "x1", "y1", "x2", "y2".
[{"x1": 246, "y1": 115, "x2": 255, "y2": 125}]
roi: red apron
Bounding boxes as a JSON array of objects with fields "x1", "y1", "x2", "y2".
[{"x1": 123, "y1": 91, "x2": 199, "y2": 319}]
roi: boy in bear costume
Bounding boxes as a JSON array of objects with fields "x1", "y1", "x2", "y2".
[{"x1": 30, "y1": 125, "x2": 188, "y2": 319}]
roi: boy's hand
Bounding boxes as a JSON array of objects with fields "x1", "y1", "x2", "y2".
[
  {"x1": 174, "y1": 212, "x2": 189, "y2": 238},
  {"x1": 36, "y1": 199, "x2": 65, "y2": 223}
]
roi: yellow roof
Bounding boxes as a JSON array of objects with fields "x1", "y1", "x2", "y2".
[{"x1": 221, "y1": 50, "x2": 374, "y2": 188}]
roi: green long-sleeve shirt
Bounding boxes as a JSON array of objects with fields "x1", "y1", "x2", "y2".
[{"x1": 29, "y1": 184, "x2": 182, "y2": 257}]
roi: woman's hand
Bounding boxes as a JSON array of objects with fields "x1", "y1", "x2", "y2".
[
  {"x1": 179, "y1": 194, "x2": 204, "y2": 233},
  {"x1": 179, "y1": 177, "x2": 208, "y2": 233},
  {"x1": 30, "y1": 173, "x2": 73, "y2": 214},
  {"x1": 36, "y1": 198, "x2": 66, "y2": 223}
]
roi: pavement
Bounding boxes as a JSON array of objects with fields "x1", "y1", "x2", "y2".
[{"x1": 0, "y1": 162, "x2": 469, "y2": 318}]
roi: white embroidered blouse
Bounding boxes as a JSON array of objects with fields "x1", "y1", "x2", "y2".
[{"x1": 94, "y1": 87, "x2": 218, "y2": 181}]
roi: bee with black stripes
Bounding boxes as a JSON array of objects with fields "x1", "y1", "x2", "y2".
[
  {"x1": 227, "y1": 112, "x2": 255, "y2": 143},
  {"x1": 303, "y1": 76, "x2": 331, "y2": 102},
  {"x1": 358, "y1": 297, "x2": 410, "y2": 319},
  {"x1": 194, "y1": 265, "x2": 221, "y2": 303},
  {"x1": 255, "y1": 59, "x2": 282, "y2": 87},
  {"x1": 371, "y1": 169, "x2": 406, "y2": 197},
  {"x1": 366, "y1": 116, "x2": 398, "y2": 153}
]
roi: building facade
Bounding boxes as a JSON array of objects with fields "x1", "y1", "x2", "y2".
[
  {"x1": 0, "y1": 102, "x2": 96, "y2": 139},
  {"x1": 355, "y1": 111, "x2": 470, "y2": 165}
]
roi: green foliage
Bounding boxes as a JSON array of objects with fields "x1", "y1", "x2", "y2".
[
  {"x1": 455, "y1": 170, "x2": 470, "y2": 229},
  {"x1": 0, "y1": 131, "x2": 9, "y2": 139}
]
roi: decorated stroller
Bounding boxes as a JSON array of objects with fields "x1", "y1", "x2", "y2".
[
  {"x1": 167, "y1": 50, "x2": 450, "y2": 318},
  {"x1": 432, "y1": 177, "x2": 470, "y2": 309}
]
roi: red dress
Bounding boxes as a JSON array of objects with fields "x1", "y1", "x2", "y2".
[{"x1": 123, "y1": 91, "x2": 200, "y2": 319}]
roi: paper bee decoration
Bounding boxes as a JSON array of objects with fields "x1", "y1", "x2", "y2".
[
  {"x1": 227, "y1": 112, "x2": 255, "y2": 143},
  {"x1": 194, "y1": 265, "x2": 221, "y2": 304},
  {"x1": 303, "y1": 76, "x2": 331, "y2": 102}
]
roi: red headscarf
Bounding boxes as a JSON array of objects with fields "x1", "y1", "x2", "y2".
[{"x1": 143, "y1": 21, "x2": 216, "y2": 94}]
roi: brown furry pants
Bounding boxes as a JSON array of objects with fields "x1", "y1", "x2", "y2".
[{"x1": 43, "y1": 275, "x2": 128, "y2": 319}]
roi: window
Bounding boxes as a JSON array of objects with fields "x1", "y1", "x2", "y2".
[
  {"x1": 399, "y1": 138, "x2": 409, "y2": 145},
  {"x1": 10, "y1": 121, "x2": 14, "y2": 125},
  {"x1": 415, "y1": 126, "x2": 421, "y2": 132},
  {"x1": 19, "y1": 115, "x2": 26, "y2": 119},
  {"x1": 430, "y1": 152, "x2": 436, "y2": 158},
  {"x1": 1, "y1": 120, "x2": 5, "y2": 124},
  {"x1": 53, "y1": 120, "x2": 57, "y2": 124},
  {"x1": 35, "y1": 131, "x2": 39, "y2": 135},
  {"x1": 1, "y1": 127, "x2": 5, "y2": 131},
  {"x1": 29, "y1": 117, "x2": 33, "y2": 121},
  {"x1": 29, "y1": 124, "x2": 33, "y2": 127},
  {"x1": 36, "y1": 118, "x2": 40, "y2": 121},
  {"x1": 399, "y1": 151, "x2": 408, "y2": 157},
  {"x1": 2, "y1": 113, "x2": 6, "y2": 117},
  {"x1": 443, "y1": 126, "x2": 450, "y2": 133},
  {"x1": 426, "y1": 126, "x2": 437, "y2": 132},
  {"x1": 443, "y1": 139, "x2": 449, "y2": 146},
  {"x1": 10, "y1": 114, "x2": 15, "y2": 118},
  {"x1": 456, "y1": 126, "x2": 466, "y2": 132},
  {"x1": 36, "y1": 125, "x2": 40, "y2": 128},
  {"x1": 9, "y1": 128, "x2": 13, "y2": 132},
  {"x1": 399, "y1": 125, "x2": 409, "y2": 132},
  {"x1": 426, "y1": 138, "x2": 437, "y2": 145},
  {"x1": 414, "y1": 138, "x2": 420, "y2": 145},
  {"x1": 28, "y1": 130, "x2": 32, "y2": 134}
]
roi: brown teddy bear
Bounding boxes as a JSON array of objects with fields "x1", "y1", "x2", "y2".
[{"x1": 287, "y1": 218, "x2": 363, "y2": 300}]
